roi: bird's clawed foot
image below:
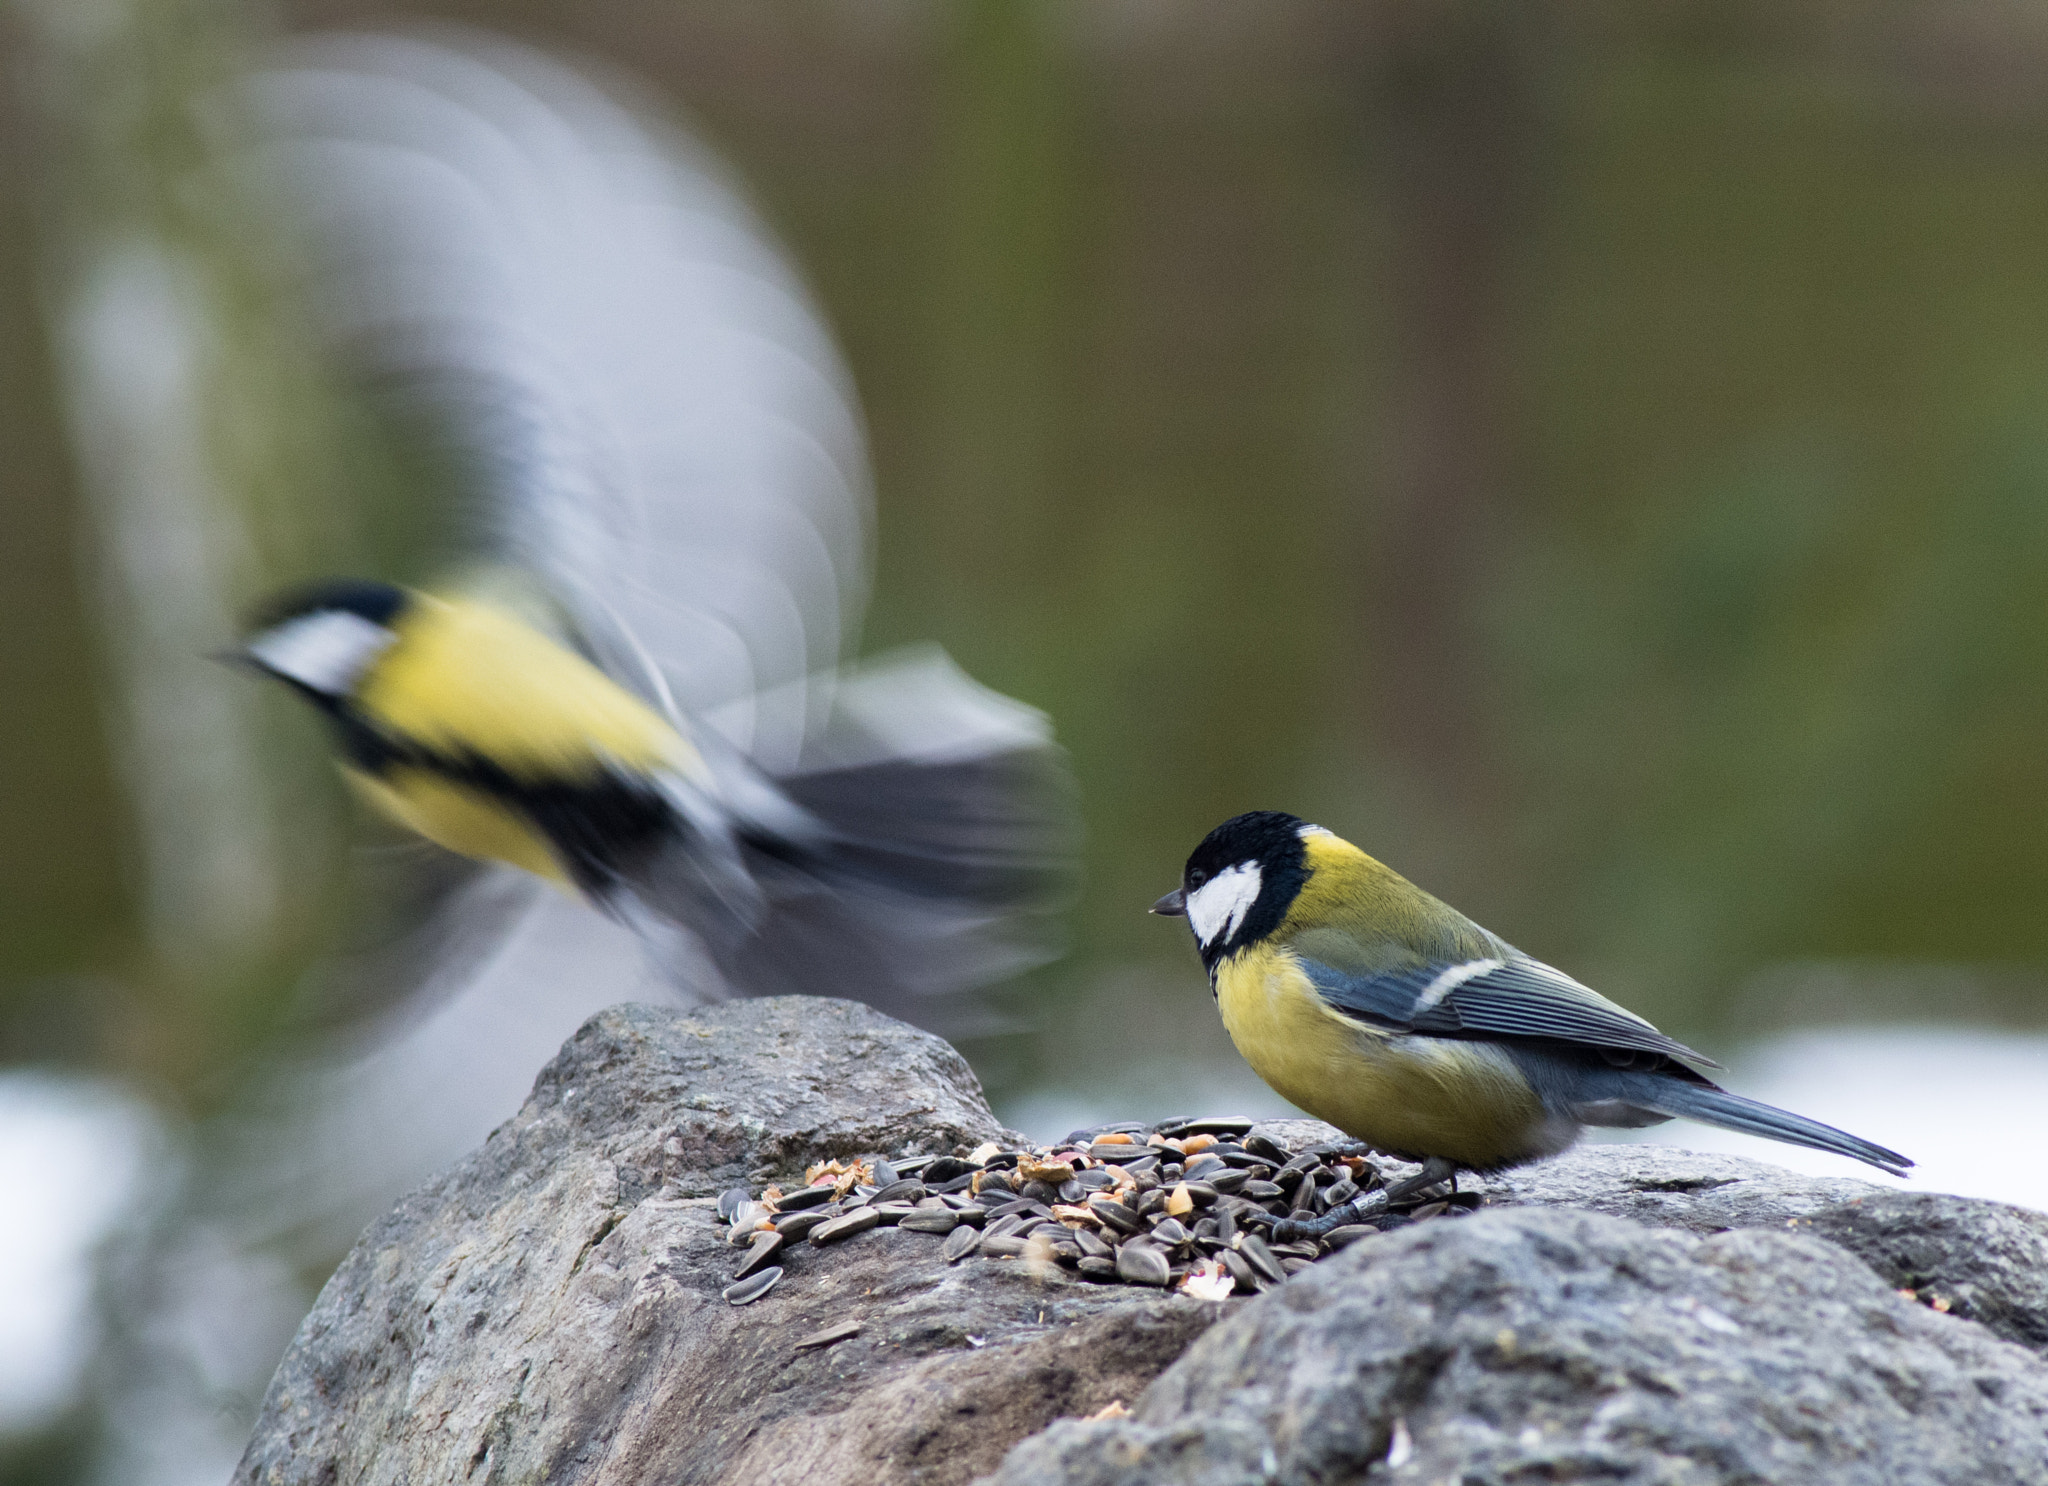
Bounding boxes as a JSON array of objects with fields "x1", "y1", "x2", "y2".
[
  {"x1": 1271, "y1": 1157, "x2": 1460, "y2": 1244},
  {"x1": 1272, "y1": 1198, "x2": 1376, "y2": 1243},
  {"x1": 1381, "y1": 1156, "x2": 1459, "y2": 1208}
]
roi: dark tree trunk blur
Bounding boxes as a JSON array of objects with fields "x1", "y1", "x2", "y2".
[{"x1": 1356, "y1": 4, "x2": 1552, "y2": 844}]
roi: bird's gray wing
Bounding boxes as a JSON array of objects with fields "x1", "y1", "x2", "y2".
[
  {"x1": 1298, "y1": 951, "x2": 1719, "y2": 1067},
  {"x1": 246, "y1": 26, "x2": 867, "y2": 773}
]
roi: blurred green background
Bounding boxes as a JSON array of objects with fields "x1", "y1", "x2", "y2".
[{"x1": 8, "y1": 1, "x2": 2048, "y2": 1480}]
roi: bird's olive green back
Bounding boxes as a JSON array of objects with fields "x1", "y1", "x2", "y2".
[
  {"x1": 355, "y1": 594, "x2": 694, "y2": 782},
  {"x1": 1278, "y1": 829, "x2": 1500, "y2": 975}
]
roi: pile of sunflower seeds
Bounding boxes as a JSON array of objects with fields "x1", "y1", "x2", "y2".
[{"x1": 716, "y1": 1116, "x2": 1484, "y2": 1305}]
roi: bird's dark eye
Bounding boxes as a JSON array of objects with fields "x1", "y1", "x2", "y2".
[{"x1": 1188, "y1": 870, "x2": 1207, "y2": 888}]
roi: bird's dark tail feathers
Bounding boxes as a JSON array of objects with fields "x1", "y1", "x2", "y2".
[
  {"x1": 1633, "y1": 1079, "x2": 1913, "y2": 1178},
  {"x1": 682, "y1": 647, "x2": 1078, "y2": 1032}
]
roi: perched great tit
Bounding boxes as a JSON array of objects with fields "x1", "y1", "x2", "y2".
[
  {"x1": 1153, "y1": 811, "x2": 1911, "y2": 1237},
  {"x1": 236, "y1": 575, "x2": 1069, "y2": 1016}
]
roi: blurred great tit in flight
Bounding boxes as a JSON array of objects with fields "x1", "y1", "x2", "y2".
[
  {"x1": 230, "y1": 30, "x2": 1072, "y2": 1031},
  {"x1": 1153, "y1": 811, "x2": 1911, "y2": 1238},
  {"x1": 236, "y1": 574, "x2": 1069, "y2": 1015}
]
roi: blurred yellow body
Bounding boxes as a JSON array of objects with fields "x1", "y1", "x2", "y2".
[
  {"x1": 336, "y1": 593, "x2": 704, "y2": 883},
  {"x1": 356, "y1": 594, "x2": 694, "y2": 781},
  {"x1": 1212, "y1": 942, "x2": 1550, "y2": 1169},
  {"x1": 342, "y1": 765, "x2": 569, "y2": 885}
]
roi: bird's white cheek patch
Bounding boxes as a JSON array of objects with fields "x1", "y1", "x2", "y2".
[
  {"x1": 1187, "y1": 862, "x2": 1262, "y2": 948},
  {"x1": 246, "y1": 610, "x2": 398, "y2": 695}
]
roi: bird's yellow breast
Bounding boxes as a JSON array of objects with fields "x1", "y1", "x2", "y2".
[
  {"x1": 355, "y1": 595, "x2": 695, "y2": 782},
  {"x1": 1213, "y1": 941, "x2": 1551, "y2": 1170},
  {"x1": 341, "y1": 765, "x2": 570, "y2": 886}
]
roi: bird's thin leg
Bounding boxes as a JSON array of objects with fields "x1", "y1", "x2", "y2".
[{"x1": 1273, "y1": 1157, "x2": 1458, "y2": 1243}]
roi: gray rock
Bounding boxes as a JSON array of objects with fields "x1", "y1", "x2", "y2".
[
  {"x1": 984, "y1": 1206, "x2": 2048, "y2": 1486},
  {"x1": 1260, "y1": 1122, "x2": 2048, "y2": 1356},
  {"x1": 1487, "y1": 1145, "x2": 2048, "y2": 1355},
  {"x1": 235, "y1": 1006, "x2": 2048, "y2": 1486},
  {"x1": 232, "y1": 999, "x2": 1220, "y2": 1486}
]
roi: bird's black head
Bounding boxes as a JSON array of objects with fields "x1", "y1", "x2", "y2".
[
  {"x1": 1151, "y1": 810, "x2": 1313, "y2": 968},
  {"x1": 235, "y1": 579, "x2": 412, "y2": 701}
]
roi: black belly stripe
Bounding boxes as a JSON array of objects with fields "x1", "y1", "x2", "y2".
[{"x1": 329, "y1": 705, "x2": 682, "y2": 896}]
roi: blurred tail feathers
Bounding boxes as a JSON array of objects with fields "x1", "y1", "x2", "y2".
[{"x1": 683, "y1": 647, "x2": 1077, "y2": 1025}]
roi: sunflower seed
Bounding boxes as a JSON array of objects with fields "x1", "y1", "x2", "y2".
[
  {"x1": 1077, "y1": 1256, "x2": 1120, "y2": 1282},
  {"x1": 772, "y1": 1209, "x2": 836, "y2": 1242},
  {"x1": 1238, "y1": 1233, "x2": 1285, "y2": 1284},
  {"x1": 980, "y1": 1235, "x2": 1031, "y2": 1258},
  {"x1": 871, "y1": 1179, "x2": 928, "y2": 1205},
  {"x1": 717, "y1": 1187, "x2": 751, "y2": 1221},
  {"x1": 1074, "y1": 1226, "x2": 1113, "y2": 1260},
  {"x1": 943, "y1": 1224, "x2": 983, "y2": 1263},
  {"x1": 1218, "y1": 1248, "x2": 1258, "y2": 1293},
  {"x1": 898, "y1": 1208, "x2": 961, "y2": 1235},
  {"x1": 1116, "y1": 1243, "x2": 1171, "y2": 1287},
  {"x1": 734, "y1": 1230, "x2": 785, "y2": 1280},
  {"x1": 722, "y1": 1266, "x2": 782, "y2": 1305},
  {"x1": 794, "y1": 1319, "x2": 863, "y2": 1351},
  {"x1": 1321, "y1": 1224, "x2": 1372, "y2": 1250},
  {"x1": 1157, "y1": 1117, "x2": 1256, "y2": 1138},
  {"x1": 810, "y1": 1209, "x2": 882, "y2": 1246},
  {"x1": 727, "y1": 1203, "x2": 770, "y2": 1244},
  {"x1": 776, "y1": 1184, "x2": 838, "y2": 1211},
  {"x1": 1243, "y1": 1134, "x2": 1289, "y2": 1162},
  {"x1": 1089, "y1": 1143, "x2": 1157, "y2": 1164},
  {"x1": 1089, "y1": 1198, "x2": 1143, "y2": 1234}
]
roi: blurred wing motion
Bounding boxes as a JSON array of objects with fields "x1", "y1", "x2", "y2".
[{"x1": 246, "y1": 27, "x2": 1074, "y2": 1030}]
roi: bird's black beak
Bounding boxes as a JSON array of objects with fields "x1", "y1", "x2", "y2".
[{"x1": 1150, "y1": 888, "x2": 1186, "y2": 916}]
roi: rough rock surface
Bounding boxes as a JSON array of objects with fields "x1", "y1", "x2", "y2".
[
  {"x1": 233, "y1": 999, "x2": 1220, "y2": 1486},
  {"x1": 1257, "y1": 1118, "x2": 2048, "y2": 1355},
  {"x1": 236, "y1": 1003, "x2": 2048, "y2": 1486},
  {"x1": 1490, "y1": 1143, "x2": 2048, "y2": 1355},
  {"x1": 985, "y1": 1206, "x2": 2048, "y2": 1485}
]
